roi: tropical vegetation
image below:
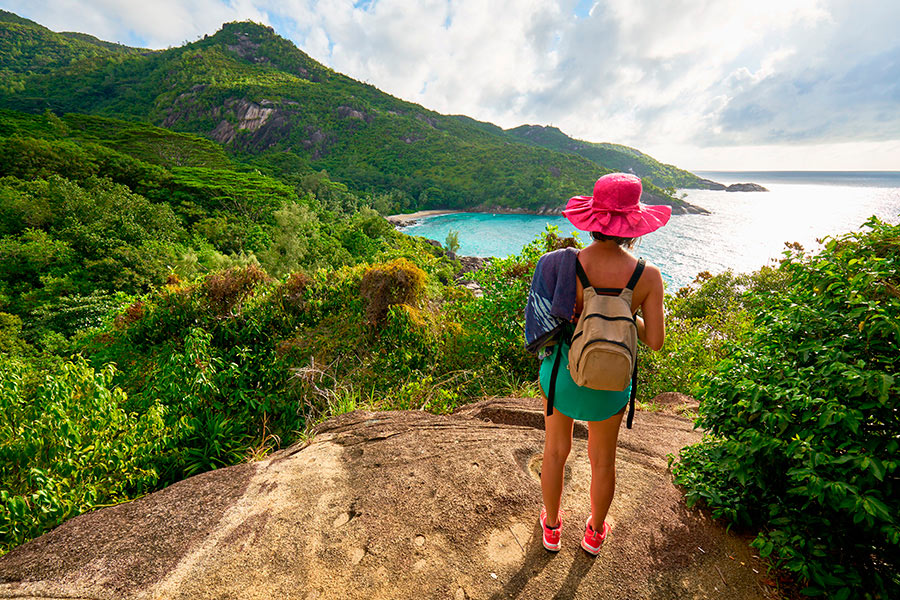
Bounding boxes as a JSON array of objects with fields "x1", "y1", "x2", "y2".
[{"x1": 671, "y1": 218, "x2": 899, "y2": 599}]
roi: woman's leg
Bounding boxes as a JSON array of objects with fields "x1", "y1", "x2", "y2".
[
  {"x1": 586, "y1": 407, "x2": 625, "y2": 530},
  {"x1": 541, "y1": 395, "x2": 574, "y2": 527}
]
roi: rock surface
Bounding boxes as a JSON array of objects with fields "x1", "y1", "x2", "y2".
[
  {"x1": 0, "y1": 398, "x2": 775, "y2": 600},
  {"x1": 694, "y1": 178, "x2": 727, "y2": 191},
  {"x1": 725, "y1": 183, "x2": 769, "y2": 192}
]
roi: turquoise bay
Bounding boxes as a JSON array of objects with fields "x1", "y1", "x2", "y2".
[{"x1": 400, "y1": 172, "x2": 900, "y2": 289}]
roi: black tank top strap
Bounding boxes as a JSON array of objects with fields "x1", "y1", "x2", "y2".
[{"x1": 625, "y1": 258, "x2": 646, "y2": 291}]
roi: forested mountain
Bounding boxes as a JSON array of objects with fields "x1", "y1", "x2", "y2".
[
  {"x1": 0, "y1": 11, "x2": 142, "y2": 94},
  {"x1": 0, "y1": 12, "x2": 712, "y2": 211}
]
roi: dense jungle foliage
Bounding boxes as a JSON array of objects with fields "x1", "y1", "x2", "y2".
[
  {"x1": 0, "y1": 10, "x2": 142, "y2": 95},
  {"x1": 0, "y1": 12, "x2": 704, "y2": 214}
]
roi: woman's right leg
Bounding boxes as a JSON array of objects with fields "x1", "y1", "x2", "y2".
[
  {"x1": 541, "y1": 394, "x2": 574, "y2": 527},
  {"x1": 586, "y1": 407, "x2": 625, "y2": 530}
]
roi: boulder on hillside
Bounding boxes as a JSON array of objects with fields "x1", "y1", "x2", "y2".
[
  {"x1": 0, "y1": 398, "x2": 776, "y2": 600},
  {"x1": 456, "y1": 255, "x2": 488, "y2": 276}
]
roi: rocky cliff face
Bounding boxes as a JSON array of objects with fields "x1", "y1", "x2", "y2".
[
  {"x1": 208, "y1": 98, "x2": 276, "y2": 144},
  {"x1": 0, "y1": 398, "x2": 774, "y2": 600}
]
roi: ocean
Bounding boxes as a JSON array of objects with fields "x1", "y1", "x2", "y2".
[{"x1": 399, "y1": 171, "x2": 900, "y2": 290}]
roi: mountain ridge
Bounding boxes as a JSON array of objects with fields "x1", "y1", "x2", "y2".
[{"x1": 506, "y1": 124, "x2": 716, "y2": 190}]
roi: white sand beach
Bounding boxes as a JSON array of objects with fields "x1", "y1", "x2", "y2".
[{"x1": 385, "y1": 209, "x2": 461, "y2": 227}]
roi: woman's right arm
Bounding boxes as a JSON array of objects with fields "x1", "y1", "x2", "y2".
[{"x1": 637, "y1": 265, "x2": 665, "y2": 351}]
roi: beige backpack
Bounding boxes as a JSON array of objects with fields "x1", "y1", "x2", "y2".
[{"x1": 565, "y1": 256, "x2": 644, "y2": 426}]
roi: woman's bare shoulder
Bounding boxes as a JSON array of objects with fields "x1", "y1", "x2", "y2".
[
  {"x1": 641, "y1": 260, "x2": 662, "y2": 277},
  {"x1": 638, "y1": 261, "x2": 664, "y2": 291}
]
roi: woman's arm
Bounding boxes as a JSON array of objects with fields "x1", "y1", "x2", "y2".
[{"x1": 637, "y1": 266, "x2": 665, "y2": 351}]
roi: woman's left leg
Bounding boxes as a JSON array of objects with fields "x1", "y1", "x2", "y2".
[{"x1": 541, "y1": 394, "x2": 575, "y2": 527}]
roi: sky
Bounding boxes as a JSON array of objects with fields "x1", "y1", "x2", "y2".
[{"x1": 5, "y1": 0, "x2": 900, "y2": 171}]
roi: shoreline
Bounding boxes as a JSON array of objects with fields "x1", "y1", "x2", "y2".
[{"x1": 385, "y1": 210, "x2": 462, "y2": 227}]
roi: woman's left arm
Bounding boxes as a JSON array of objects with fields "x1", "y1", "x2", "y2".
[{"x1": 637, "y1": 266, "x2": 665, "y2": 351}]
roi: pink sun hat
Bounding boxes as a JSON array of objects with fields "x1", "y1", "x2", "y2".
[{"x1": 562, "y1": 173, "x2": 672, "y2": 237}]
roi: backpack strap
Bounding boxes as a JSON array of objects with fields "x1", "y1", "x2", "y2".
[
  {"x1": 545, "y1": 321, "x2": 574, "y2": 417},
  {"x1": 578, "y1": 255, "x2": 645, "y2": 293},
  {"x1": 623, "y1": 261, "x2": 643, "y2": 427},
  {"x1": 546, "y1": 341, "x2": 563, "y2": 416},
  {"x1": 574, "y1": 255, "x2": 592, "y2": 290},
  {"x1": 625, "y1": 258, "x2": 646, "y2": 291},
  {"x1": 626, "y1": 353, "x2": 637, "y2": 428}
]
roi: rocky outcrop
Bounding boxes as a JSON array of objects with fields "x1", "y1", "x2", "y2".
[
  {"x1": 694, "y1": 178, "x2": 727, "y2": 190},
  {"x1": 161, "y1": 85, "x2": 211, "y2": 128},
  {"x1": 301, "y1": 126, "x2": 336, "y2": 160},
  {"x1": 456, "y1": 255, "x2": 488, "y2": 275},
  {"x1": 226, "y1": 33, "x2": 265, "y2": 63},
  {"x1": 415, "y1": 113, "x2": 438, "y2": 128},
  {"x1": 474, "y1": 205, "x2": 566, "y2": 216},
  {"x1": 0, "y1": 398, "x2": 774, "y2": 600},
  {"x1": 208, "y1": 99, "x2": 276, "y2": 144},
  {"x1": 454, "y1": 256, "x2": 490, "y2": 298},
  {"x1": 163, "y1": 92, "x2": 285, "y2": 146},
  {"x1": 336, "y1": 106, "x2": 370, "y2": 122},
  {"x1": 236, "y1": 100, "x2": 274, "y2": 132},
  {"x1": 726, "y1": 183, "x2": 769, "y2": 192}
]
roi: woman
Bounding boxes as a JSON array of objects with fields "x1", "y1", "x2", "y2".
[{"x1": 524, "y1": 173, "x2": 670, "y2": 555}]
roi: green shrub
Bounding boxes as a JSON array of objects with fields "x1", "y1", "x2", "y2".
[
  {"x1": 445, "y1": 230, "x2": 460, "y2": 254},
  {"x1": 0, "y1": 312, "x2": 30, "y2": 356},
  {"x1": 671, "y1": 217, "x2": 900, "y2": 598},
  {"x1": 359, "y1": 258, "x2": 426, "y2": 324},
  {"x1": 450, "y1": 226, "x2": 580, "y2": 392},
  {"x1": 638, "y1": 271, "x2": 756, "y2": 402},
  {"x1": 0, "y1": 358, "x2": 169, "y2": 554}
]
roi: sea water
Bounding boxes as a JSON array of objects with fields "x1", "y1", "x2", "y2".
[{"x1": 399, "y1": 172, "x2": 900, "y2": 290}]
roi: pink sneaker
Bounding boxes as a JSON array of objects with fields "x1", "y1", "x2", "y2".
[
  {"x1": 539, "y1": 507, "x2": 561, "y2": 551},
  {"x1": 581, "y1": 517, "x2": 610, "y2": 555}
]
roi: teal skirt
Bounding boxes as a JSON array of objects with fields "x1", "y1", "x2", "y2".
[{"x1": 539, "y1": 342, "x2": 630, "y2": 422}]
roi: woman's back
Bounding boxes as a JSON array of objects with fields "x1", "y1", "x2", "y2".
[{"x1": 575, "y1": 241, "x2": 665, "y2": 351}]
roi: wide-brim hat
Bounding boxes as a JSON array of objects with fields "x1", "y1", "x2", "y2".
[{"x1": 562, "y1": 173, "x2": 671, "y2": 237}]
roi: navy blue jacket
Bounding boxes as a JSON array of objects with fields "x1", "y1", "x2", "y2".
[{"x1": 524, "y1": 248, "x2": 578, "y2": 355}]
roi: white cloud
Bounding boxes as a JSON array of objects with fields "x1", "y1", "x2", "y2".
[
  {"x1": 4, "y1": 0, "x2": 899, "y2": 169},
  {"x1": 3, "y1": 0, "x2": 269, "y2": 47}
]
